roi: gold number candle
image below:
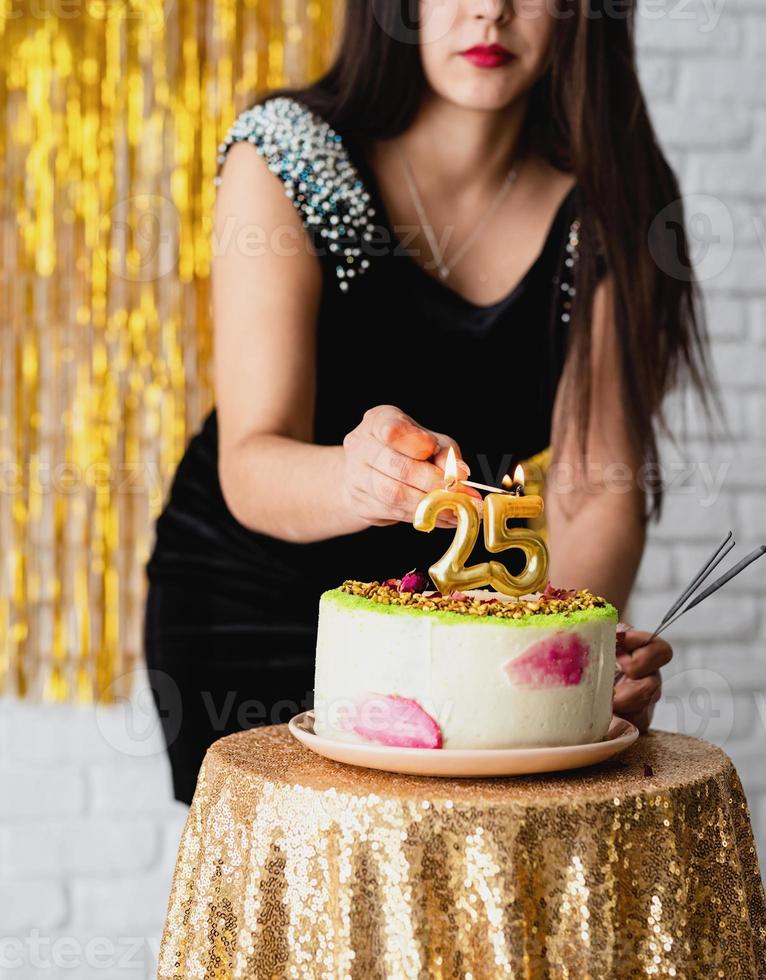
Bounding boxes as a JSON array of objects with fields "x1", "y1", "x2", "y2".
[
  {"x1": 413, "y1": 490, "x2": 489, "y2": 594},
  {"x1": 413, "y1": 448, "x2": 489, "y2": 593},
  {"x1": 483, "y1": 477, "x2": 549, "y2": 596},
  {"x1": 413, "y1": 456, "x2": 550, "y2": 597}
]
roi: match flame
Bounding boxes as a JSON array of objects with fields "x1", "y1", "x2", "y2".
[{"x1": 444, "y1": 446, "x2": 459, "y2": 487}]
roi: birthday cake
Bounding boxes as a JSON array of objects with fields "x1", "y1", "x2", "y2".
[{"x1": 313, "y1": 575, "x2": 618, "y2": 750}]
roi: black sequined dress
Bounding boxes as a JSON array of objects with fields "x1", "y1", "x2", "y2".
[{"x1": 145, "y1": 97, "x2": 583, "y2": 802}]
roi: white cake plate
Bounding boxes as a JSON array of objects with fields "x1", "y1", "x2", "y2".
[{"x1": 288, "y1": 711, "x2": 639, "y2": 778}]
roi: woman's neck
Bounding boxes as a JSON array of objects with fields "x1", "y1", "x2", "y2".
[{"x1": 391, "y1": 93, "x2": 530, "y2": 195}]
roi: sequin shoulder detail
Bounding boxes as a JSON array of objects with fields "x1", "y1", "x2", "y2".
[
  {"x1": 215, "y1": 96, "x2": 377, "y2": 293},
  {"x1": 558, "y1": 218, "x2": 580, "y2": 327}
]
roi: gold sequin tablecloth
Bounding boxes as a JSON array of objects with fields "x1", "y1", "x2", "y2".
[{"x1": 158, "y1": 727, "x2": 766, "y2": 979}]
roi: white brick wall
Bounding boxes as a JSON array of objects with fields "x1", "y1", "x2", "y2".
[
  {"x1": 632, "y1": 0, "x2": 766, "y2": 869},
  {"x1": 2, "y1": 0, "x2": 766, "y2": 974},
  {"x1": 0, "y1": 681, "x2": 187, "y2": 978}
]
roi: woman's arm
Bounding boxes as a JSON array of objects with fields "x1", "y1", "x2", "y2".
[
  {"x1": 213, "y1": 143, "x2": 477, "y2": 544},
  {"x1": 546, "y1": 276, "x2": 671, "y2": 732},
  {"x1": 545, "y1": 277, "x2": 645, "y2": 614},
  {"x1": 213, "y1": 142, "x2": 347, "y2": 542}
]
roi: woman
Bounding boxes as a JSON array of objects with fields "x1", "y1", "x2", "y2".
[{"x1": 146, "y1": 0, "x2": 713, "y2": 804}]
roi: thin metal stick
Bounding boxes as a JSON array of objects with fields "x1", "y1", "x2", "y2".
[
  {"x1": 652, "y1": 545, "x2": 766, "y2": 639},
  {"x1": 659, "y1": 531, "x2": 733, "y2": 626},
  {"x1": 647, "y1": 531, "x2": 734, "y2": 640}
]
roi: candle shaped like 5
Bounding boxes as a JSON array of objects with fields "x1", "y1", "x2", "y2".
[
  {"x1": 413, "y1": 454, "x2": 550, "y2": 597},
  {"x1": 483, "y1": 472, "x2": 549, "y2": 596}
]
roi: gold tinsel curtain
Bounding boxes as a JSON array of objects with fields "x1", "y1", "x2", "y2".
[{"x1": 0, "y1": 0, "x2": 340, "y2": 702}]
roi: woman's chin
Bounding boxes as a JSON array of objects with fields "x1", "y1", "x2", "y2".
[{"x1": 427, "y1": 75, "x2": 531, "y2": 114}]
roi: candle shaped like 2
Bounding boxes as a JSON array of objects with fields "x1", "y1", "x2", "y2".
[
  {"x1": 413, "y1": 454, "x2": 550, "y2": 597},
  {"x1": 412, "y1": 448, "x2": 490, "y2": 594}
]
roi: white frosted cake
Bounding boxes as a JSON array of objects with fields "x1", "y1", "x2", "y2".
[{"x1": 313, "y1": 576, "x2": 618, "y2": 750}]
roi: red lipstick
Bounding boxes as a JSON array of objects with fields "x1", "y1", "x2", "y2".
[{"x1": 460, "y1": 44, "x2": 514, "y2": 69}]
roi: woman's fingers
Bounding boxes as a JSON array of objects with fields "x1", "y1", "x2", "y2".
[
  {"x1": 613, "y1": 671, "x2": 662, "y2": 734},
  {"x1": 355, "y1": 410, "x2": 462, "y2": 494},
  {"x1": 365, "y1": 406, "x2": 439, "y2": 461},
  {"x1": 354, "y1": 470, "x2": 425, "y2": 522},
  {"x1": 612, "y1": 630, "x2": 672, "y2": 734},
  {"x1": 362, "y1": 469, "x2": 466, "y2": 523},
  {"x1": 352, "y1": 440, "x2": 455, "y2": 524},
  {"x1": 617, "y1": 629, "x2": 659, "y2": 652},
  {"x1": 353, "y1": 423, "x2": 481, "y2": 515},
  {"x1": 616, "y1": 631, "x2": 673, "y2": 679},
  {"x1": 366, "y1": 441, "x2": 445, "y2": 495},
  {"x1": 614, "y1": 672, "x2": 663, "y2": 710},
  {"x1": 344, "y1": 407, "x2": 482, "y2": 527},
  {"x1": 365, "y1": 469, "x2": 480, "y2": 523},
  {"x1": 346, "y1": 456, "x2": 474, "y2": 527}
]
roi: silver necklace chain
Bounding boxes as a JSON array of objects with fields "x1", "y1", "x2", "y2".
[{"x1": 398, "y1": 149, "x2": 520, "y2": 281}]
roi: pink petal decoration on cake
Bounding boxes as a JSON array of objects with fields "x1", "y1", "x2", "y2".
[
  {"x1": 503, "y1": 632, "x2": 590, "y2": 689},
  {"x1": 542, "y1": 582, "x2": 577, "y2": 600},
  {"x1": 344, "y1": 694, "x2": 443, "y2": 749},
  {"x1": 400, "y1": 569, "x2": 430, "y2": 593}
]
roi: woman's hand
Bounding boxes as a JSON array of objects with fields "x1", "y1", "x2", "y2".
[
  {"x1": 613, "y1": 628, "x2": 673, "y2": 734},
  {"x1": 342, "y1": 405, "x2": 482, "y2": 528}
]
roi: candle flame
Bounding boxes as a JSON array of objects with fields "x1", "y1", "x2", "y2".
[
  {"x1": 444, "y1": 446, "x2": 459, "y2": 486},
  {"x1": 501, "y1": 465, "x2": 525, "y2": 489}
]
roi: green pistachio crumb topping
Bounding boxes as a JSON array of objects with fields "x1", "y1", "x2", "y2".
[{"x1": 325, "y1": 581, "x2": 618, "y2": 629}]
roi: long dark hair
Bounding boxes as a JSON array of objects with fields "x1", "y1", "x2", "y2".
[{"x1": 274, "y1": 0, "x2": 716, "y2": 521}]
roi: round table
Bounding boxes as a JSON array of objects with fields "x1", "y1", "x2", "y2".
[{"x1": 158, "y1": 726, "x2": 765, "y2": 979}]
